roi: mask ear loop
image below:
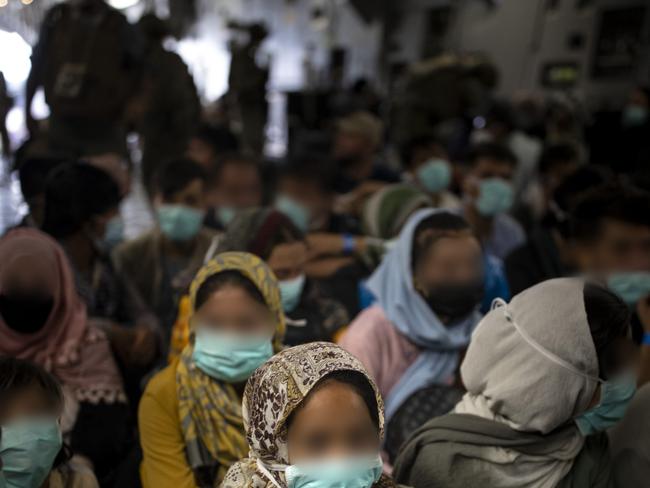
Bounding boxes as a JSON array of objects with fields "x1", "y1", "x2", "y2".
[{"x1": 491, "y1": 298, "x2": 603, "y2": 385}]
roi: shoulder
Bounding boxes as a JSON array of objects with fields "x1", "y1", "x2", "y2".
[
  {"x1": 142, "y1": 363, "x2": 177, "y2": 407},
  {"x1": 114, "y1": 231, "x2": 158, "y2": 258}
]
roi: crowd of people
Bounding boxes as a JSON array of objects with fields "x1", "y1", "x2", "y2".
[{"x1": 1, "y1": 1, "x2": 650, "y2": 487}]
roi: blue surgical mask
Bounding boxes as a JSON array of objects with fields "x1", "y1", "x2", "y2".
[
  {"x1": 157, "y1": 204, "x2": 205, "y2": 242},
  {"x1": 284, "y1": 454, "x2": 383, "y2": 488},
  {"x1": 103, "y1": 215, "x2": 124, "y2": 250},
  {"x1": 416, "y1": 158, "x2": 451, "y2": 194},
  {"x1": 217, "y1": 206, "x2": 237, "y2": 227},
  {"x1": 279, "y1": 274, "x2": 306, "y2": 313},
  {"x1": 574, "y1": 371, "x2": 637, "y2": 436},
  {"x1": 476, "y1": 178, "x2": 514, "y2": 217},
  {"x1": 0, "y1": 417, "x2": 62, "y2": 488},
  {"x1": 192, "y1": 327, "x2": 273, "y2": 383},
  {"x1": 607, "y1": 272, "x2": 650, "y2": 306},
  {"x1": 276, "y1": 195, "x2": 310, "y2": 233},
  {"x1": 622, "y1": 106, "x2": 648, "y2": 127}
]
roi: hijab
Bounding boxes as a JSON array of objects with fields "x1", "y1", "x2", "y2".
[
  {"x1": 365, "y1": 209, "x2": 480, "y2": 419},
  {"x1": 216, "y1": 208, "x2": 302, "y2": 260},
  {"x1": 452, "y1": 277, "x2": 598, "y2": 486},
  {"x1": 176, "y1": 252, "x2": 286, "y2": 484},
  {"x1": 0, "y1": 229, "x2": 124, "y2": 404},
  {"x1": 221, "y1": 342, "x2": 396, "y2": 488},
  {"x1": 361, "y1": 184, "x2": 432, "y2": 239}
]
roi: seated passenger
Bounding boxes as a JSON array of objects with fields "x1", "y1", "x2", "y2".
[
  {"x1": 0, "y1": 229, "x2": 127, "y2": 484},
  {"x1": 139, "y1": 252, "x2": 285, "y2": 487},
  {"x1": 340, "y1": 210, "x2": 484, "y2": 424},
  {"x1": 394, "y1": 279, "x2": 636, "y2": 488},
  {"x1": 222, "y1": 342, "x2": 400, "y2": 488}
]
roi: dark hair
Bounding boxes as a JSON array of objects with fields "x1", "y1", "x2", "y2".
[
  {"x1": 194, "y1": 124, "x2": 241, "y2": 157},
  {"x1": 42, "y1": 162, "x2": 121, "y2": 239},
  {"x1": 583, "y1": 283, "x2": 631, "y2": 380},
  {"x1": 251, "y1": 211, "x2": 305, "y2": 261},
  {"x1": 570, "y1": 183, "x2": 650, "y2": 243},
  {"x1": 286, "y1": 370, "x2": 380, "y2": 431},
  {"x1": 156, "y1": 158, "x2": 207, "y2": 200},
  {"x1": 279, "y1": 156, "x2": 337, "y2": 195},
  {"x1": 194, "y1": 270, "x2": 266, "y2": 310},
  {"x1": 411, "y1": 212, "x2": 472, "y2": 272},
  {"x1": 137, "y1": 13, "x2": 171, "y2": 42},
  {"x1": 0, "y1": 356, "x2": 62, "y2": 410},
  {"x1": 466, "y1": 142, "x2": 517, "y2": 168},
  {"x1": 17, "y1": 157, "x2": 67, "y2": 201},
  {"x1": 538, "y1": 143, "x2": 579, "y2": 176},
  {"x1": 0, "y1": 357, "x2": 71, "y2": 469},
  {"x1": 485, "y1": 101, "x2": 516, "y2": 131},
  {"x1": 399, "y1": 134, "x2": 441, "y2": 169}
]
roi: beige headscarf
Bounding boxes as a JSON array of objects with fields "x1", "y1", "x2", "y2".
[
  {"x1": 454, "y1": 277, "x2": 600, "y2": 486},
  {"x1": 221, "y1": 342, "x2": 396, "y2": 488}
]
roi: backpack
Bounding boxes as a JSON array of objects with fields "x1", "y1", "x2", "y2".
[{"x1": 43, "y1": 4, "x2": 135, "y2": 121}]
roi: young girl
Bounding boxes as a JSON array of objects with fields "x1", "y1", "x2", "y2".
[
  {"x1": 222, "y1": 342, "x2": 399, "y2": 488},
  {"x1": 0, "y1": 356, "x2": 98, "y2": 488}
]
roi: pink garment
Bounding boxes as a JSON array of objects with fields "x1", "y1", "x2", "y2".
[
  {"x1": 339, "y1": 305, "x2": 421, "y2": 400},
  {"x1": 0, "y1": 229, "x2": 125, "y2": 404}
]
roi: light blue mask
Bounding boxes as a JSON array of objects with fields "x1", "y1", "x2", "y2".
[
  {"x1": 476, "y1": 178, "x2": 514, "y2": 217},
  {"x1": 157, "y1": 204, "x2": 205, "y2": 242},
  {"x1": 218, "y1": 206, "x2": 237, "y2": 227},
  {"x1": 279, "y1": 274, "x2": 306, "y2": 313},
  {"x1": 574, "y1": 371, "x2": 637, "y2": 436},
  {"x1": 622, "y1": 106, "x2": 648, "y2": 127},
  {"x1": 607, "y1": 272, "x2": 650, "y2": 306},
  {"x1": 0, "y1": 417, "x2": 62, "y2": 488},
  {"x1": 416, "y1": 158, "x2": 452, "y2": 194},
  {"x1": 276, "y1": 195, "x2": 310, "y2": 233},
  {"x1": 103, "y1": 215, "x2": 124, "y2": 250},
  {"x1": 192, "y1": 327, "x2": 273, "y2": 383},
  {"x1": 284, "y1": 454, "x2": 383, "y2": 488}
]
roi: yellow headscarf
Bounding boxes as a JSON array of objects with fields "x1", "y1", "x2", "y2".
[{"x1": 176, "y1": 252, "x2": 286, "y2": 485}]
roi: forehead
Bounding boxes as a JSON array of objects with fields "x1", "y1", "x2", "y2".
[
  {"x1": 220, "y1": 162, "x2": 259, "y2": 181},
  {"x1": 473, "y1": 157, "x2": 514, "y2": 173},
  {"x1": 600, "y1": 219, "x2": 650, "y2": 240}
]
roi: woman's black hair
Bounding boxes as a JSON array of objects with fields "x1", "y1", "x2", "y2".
[
  {"x1": 41, "y1": 162, "x2": 121, "y2": 239},
  {"x1": 583, "y1": 283, "x2": 631, "y2": 380},
  {"x1": 411, "y1": 212, "x2": 472, "y2": 272},
  {"x1": 286, "y1": 370, "x2": 380, "y2": 431},
  {"x1": 195, "y1": 270, "x2": 267, "y2": 310},
  {"x1": 0, "y1": 356, "x2": 71, "y2": 468}
]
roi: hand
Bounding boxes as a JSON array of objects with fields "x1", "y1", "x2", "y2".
[{"x1": 637, "y1": 294, "x2": 650, "y2": 334}]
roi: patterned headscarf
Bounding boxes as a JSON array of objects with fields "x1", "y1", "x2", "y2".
[
  {"x1": 362, "y1": 184, "x2": 432, "y2": 239},
  {"x1": 222, "y1": 342, "x2": 396, "y2": 488},
  {"x1": 176, "y1": 252, "x2": 286, "y2": 486}
]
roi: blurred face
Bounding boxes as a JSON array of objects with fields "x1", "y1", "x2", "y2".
[
  {"x1": 463, "y1": 158, "x2": 514, "y2": 200},
  {"x1": 278, "y1": 177, "x2": 332, "y2": 230},
  {"x1": 409, "y1": 143, "x2": 448, "y2": 172},
  {"x1": 333, "y1": 131, "x2": 371, "y2": 162},
  {"x1": 267, "y1": 242, "x2": 308, "y2": 281},
  {"x1": 214, "y1": 162, "x2": 263, "y2": 209},
  {"x1": 414, "y1": 233, "x2": 483, "y2": 289},
  {"x1": 160, "y1": 178, "x2": 207, "y2": 211},
  {"x1": 1, "y1": 254, "x2": 55, "y2": 297},
  {"x1": 187, "y1": 138, "x2": 216, "y2": 172},
  {"x1": 542, "y1": 161, "x2": 579, "y2": 201},
  {"x1": 0, "y1": 386, "x2": 60, "y2": 425},
  {"x1": 193, "y1": 284, "x2": 273, "y2": 335},
  {"x1": 575, "y1": 220, "x2": 650, "y2": 274},
  {"x1": 629, "y1": 88, "x2": 649, "y2": 109},
  {"x1": 287, "y1": 381, "x2": 380, "y2": 463}
]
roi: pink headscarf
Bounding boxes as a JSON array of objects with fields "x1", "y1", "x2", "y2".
[{"x1": 0, "y1": 228, "x2": 125, "y2": 404}]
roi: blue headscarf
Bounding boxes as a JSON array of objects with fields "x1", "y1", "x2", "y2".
[{"x1": 365, "y1": 208, "x2": 481, "y2": 420}]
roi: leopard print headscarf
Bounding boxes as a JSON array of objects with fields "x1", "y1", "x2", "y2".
[{"x1": 221, "y1": 342, "x2": 395, "y2": 488}]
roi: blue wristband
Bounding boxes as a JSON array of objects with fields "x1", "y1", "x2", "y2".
[
  {"x1": 342, "y1": 234, "x2": 356, "y2": 255},
  {"x1": 643, "y1": 332, "x2": 650, "y2": 346}
]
